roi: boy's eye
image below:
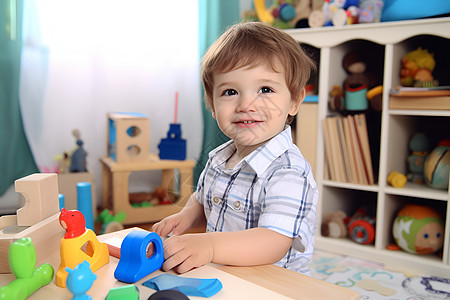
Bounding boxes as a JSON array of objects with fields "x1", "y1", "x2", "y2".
[
  {"x1": 259, "y1": 86, "x2": 274, "y2": 93},
  {"x1": 223, "y1": 89, "x2": 237, "y2": 96}
]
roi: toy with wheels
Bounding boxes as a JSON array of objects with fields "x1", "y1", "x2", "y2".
[
  {"x1": 346, "y1": 208, "x2": 375, "y2": 245},
  {"x1": 393, "y1": 204, "x2": 444, "y2": 255}
]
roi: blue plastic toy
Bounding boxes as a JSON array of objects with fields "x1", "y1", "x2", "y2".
[
  {"x1": 77, "y1": 182, "x2": 95, "y2": 231},
  {"x1": 66, "y1": 261, "x2": 97, "y2": 300},
  {"x1": 114, "y1": 231, "x2": 164, "y2": 283},
  {"x1": 158, "y1": 123, "x2": 187, "y2": 160},
  {"x1": 143, "y1": 274, "x2": 223, "y2": 298}
]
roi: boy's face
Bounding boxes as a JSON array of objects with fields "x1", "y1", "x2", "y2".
[{"x1": 211, "y1": 63, "x2": 302, "y2": 154}]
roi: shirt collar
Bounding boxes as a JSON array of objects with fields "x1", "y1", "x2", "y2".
[{"x1": 208, "y1": 126, "x2": 293, "y2": 176}]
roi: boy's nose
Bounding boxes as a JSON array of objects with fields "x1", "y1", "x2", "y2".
[{"x1": 236, "y1": 94, "x2": 257, "y2": 112}]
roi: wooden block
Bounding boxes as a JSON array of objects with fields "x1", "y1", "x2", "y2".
[
  {"x1": 0, "y1": 213, "x2": 64, "y2": 273},
  {"x1": 58, "y1": 172, "x2": 97, "y2": 218},
  {"x1": 15, "y1": 173, "x2": 59, "y2": 226}
]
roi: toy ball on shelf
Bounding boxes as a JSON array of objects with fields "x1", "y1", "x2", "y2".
[
  {"x1": 423, "y1": 144, "x2": 450, "y2": 190},
  {"x1": 393, "y1": 204, "x2": 444, "y2": 255}
]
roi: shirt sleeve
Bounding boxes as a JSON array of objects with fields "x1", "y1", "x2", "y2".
[{"x1": 258, "y1": 167, "x2": 318, "y2": 252}]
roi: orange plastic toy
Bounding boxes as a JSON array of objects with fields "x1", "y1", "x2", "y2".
[{"x1": 55, "y1": 208, "x2": 109, "y2": 287}]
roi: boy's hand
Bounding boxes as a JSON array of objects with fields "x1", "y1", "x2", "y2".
[
  {"x1": 162, "y1": 233, "x2": 214, "y2": 273},
  {"x1": 152, "y1": 213, "x2": 191, "y2": 237}
]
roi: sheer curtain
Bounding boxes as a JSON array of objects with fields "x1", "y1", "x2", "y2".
[{"x1": 19, "y1": 0, "x2": 202, "y2": 204}]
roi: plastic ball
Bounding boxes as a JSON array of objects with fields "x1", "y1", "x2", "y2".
[
  {"x1": 279, "y1": 4, "x2": 295, "y2": 22},
  {"x1": 424, "y1": 145, "x2": 450, "y2": 189},
  {"x1": 393, "y1": 204, "x2": 444, "y2": 255}
]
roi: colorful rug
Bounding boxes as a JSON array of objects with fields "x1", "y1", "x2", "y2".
[{"x1": 310, "y1": 248, "x2": 450, "y2": 299}]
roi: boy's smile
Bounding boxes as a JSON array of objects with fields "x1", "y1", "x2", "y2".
[{"x1": 211, "y1": 63, "x2": 302, "y2": 159}]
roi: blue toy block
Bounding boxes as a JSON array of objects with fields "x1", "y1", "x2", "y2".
[
  {"x1": 158, "y1": 123, "x2": 186, "y2": 160},
  {"x1": 114, "y1": 231, "x2": 164, "y2": 283},
  {"x1": 143, "y1": 273, "x2": 222, "y2": 298},
  {"x1": 76, "y1": 182, "x2": 94, "y2": 231}
]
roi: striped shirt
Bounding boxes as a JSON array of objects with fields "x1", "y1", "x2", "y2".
[{"x1": 196, "y1": 126, "x2": 318, "y2": 275}]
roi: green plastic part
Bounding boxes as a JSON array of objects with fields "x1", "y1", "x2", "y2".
[
  {"x1": 0, "y1": 237, "x2": 54, "y2": 300},
  {"x1": 106, "y1": 284, "x2": 139, "y2": 300}
]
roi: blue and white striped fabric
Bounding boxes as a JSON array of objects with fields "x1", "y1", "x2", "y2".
[{"x1": 196, "y1": 126, "x2": 318, "y2": 275}]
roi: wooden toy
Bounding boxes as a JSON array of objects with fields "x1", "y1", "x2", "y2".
[
  {"x1": 66, "y1": 261, "x2": 97, "y2": 300},
  {"x1": 99, "y1": 156, "x2": 195, "y2": 225},
  {"x1": 106, "y1": 285, "x2": 139, "y2": 300},
  {"x1": 0, "y1": 173, "x2": 64, "y2": 274},
  {"x1": 56, "y1": 209, "x2": 109, "y2": 287},
  {"x1": 15, "y1": 173, "x2": 60, "y2": 226},
  {"x1": 393, "y1": 204, "x2": 444, "y2": 255},
  {"x1": 0, "y1": 237, "x2": 54, "y2": 299},
  {"x1": 114, "y1": 231, "x2": 164, "y2": 283},
  {"x1": 107, "y1": 112, "x2": 150, "y2": 163}
]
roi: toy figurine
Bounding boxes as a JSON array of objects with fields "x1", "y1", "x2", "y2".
[
  {"x1": 56, "y1": 209, "x2": 109, "y2": 288},
  {"x1": 66, "y1": 261, "x2": 97, "y2": 300},
  {"x1": 342, "y1": 51, "x2": 375, "y2": 112},
  {"x1": 393, "y1": 204, "x2": 444, "y2": 255},
  {"x1": 70, "y1": 129, "x2": 87, "y2": 172},
  {"x1": 424, "y1": 142, "x2": 450, "y2": 190},
  {"x1": 0, "y1": 237, "x2": 54, "y2": 300},
  {"x1": 407, "y1": 133, "x2": 430, "y2": 184}
]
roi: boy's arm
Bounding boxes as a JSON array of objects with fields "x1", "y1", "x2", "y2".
[
  {"x1": 152, "y1": 192, "x2": 206, "y2": 237},
  {"x1": 162, "y1": 228, "x2": 293, "y2": 273}
]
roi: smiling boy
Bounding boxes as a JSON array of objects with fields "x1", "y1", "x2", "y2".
[{"x1": 153, "y1": 21, "x2": 318, "y2": 275}]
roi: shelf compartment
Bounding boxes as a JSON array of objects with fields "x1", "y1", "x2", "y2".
[
  {"x1": 381, "y1": 194, "x2": 447, "y2": 263},
  {"x1": 386, "y1": 115, "x2": 450, "y2": 177}
]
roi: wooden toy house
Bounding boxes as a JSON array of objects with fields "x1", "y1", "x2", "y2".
[{"x1": 107, "y1": 112, "x2": 150, "y2": 163}]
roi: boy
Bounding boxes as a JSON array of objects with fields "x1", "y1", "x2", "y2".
[{"x1": 153, "y1": 21, "x2": 318, "y2": 275}]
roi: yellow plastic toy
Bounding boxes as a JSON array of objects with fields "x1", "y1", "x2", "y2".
[
  {"x1": 254, "y1": 0, "x2": 274, "y2": 24},
  {"x1": 55, "y1": 209, "x2": 109, "y2": 288}
]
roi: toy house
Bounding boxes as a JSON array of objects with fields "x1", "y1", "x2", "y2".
[{"x1": 107, "y1": 112, "x2": 150, "y2": 163}]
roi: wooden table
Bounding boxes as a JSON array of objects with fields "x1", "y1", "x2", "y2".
[
  {"x1": 100, "y1": 156, "x2": 196, "y2": 225},
  {"x1": 0, "y1": 228, "x2": 359, "y2": 299}
]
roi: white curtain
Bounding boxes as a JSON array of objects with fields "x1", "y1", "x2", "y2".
[{"x1": 19, "y1": 0, "x2": 202, "y2": 204}]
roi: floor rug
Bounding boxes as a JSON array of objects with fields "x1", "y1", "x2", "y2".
[{"x1": 310, "y1": 248, "x2": 450, "y2": 300}]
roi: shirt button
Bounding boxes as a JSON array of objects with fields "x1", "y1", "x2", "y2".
[
  {"x1": 213, "y1": 197, "x2": 220, "y2": 204},
  {"x1": 233, "y1": 201, "x2": 240, "y2": 209}
]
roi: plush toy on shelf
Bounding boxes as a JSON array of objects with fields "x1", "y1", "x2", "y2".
[
  {"x1": 392, "y1": 204, "x2": 444, "y2": 255},
  {"x1": 341, "y1": 51, "x2": 375, "y2": 112},
  {"x1": 400, "y1": 47, "x2": 438, "y2": 87},
  {"x1": 321, "y1": 210, "x2": 348, "y2": 238},
  {"x1": 407, "y1": 132, "x2": 430, "y2": 184}
]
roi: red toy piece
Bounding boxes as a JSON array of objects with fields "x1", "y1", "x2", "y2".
[{"x1": 59, "y1": 208, "x2": 86, "y2": 239}]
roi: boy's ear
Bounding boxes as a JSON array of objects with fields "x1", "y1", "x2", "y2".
[{"x1": 289, "y1": 88, "x2": 306, "y2": 116}]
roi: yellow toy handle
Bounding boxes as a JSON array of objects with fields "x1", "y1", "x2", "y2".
[
  {"x1": 254, "y1": 0, "x2": 274, "y2": 24},
  {"x1": 366, "y1": 85, "x2": 383, "y2": 100}
]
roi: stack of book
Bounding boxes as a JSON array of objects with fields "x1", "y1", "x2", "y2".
[
  {"x1": 389, "y1": 86, "x2": 450, "y2": 110},
  {"x1": 323, "y1": 114, "x2": 374, "y2": 185}
]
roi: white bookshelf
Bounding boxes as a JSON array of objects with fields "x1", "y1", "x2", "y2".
[{"x1": 289, "y1": 17, "x2": 450, "y2": 277}]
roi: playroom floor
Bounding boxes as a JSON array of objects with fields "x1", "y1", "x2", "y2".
[{"x1": 123, "y1": 223, "x2": 450, "y2": 300}]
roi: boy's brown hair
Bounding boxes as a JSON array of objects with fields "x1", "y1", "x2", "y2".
[{"x1": 201, "y1": 21, "x2": 315, "y2": 124}]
